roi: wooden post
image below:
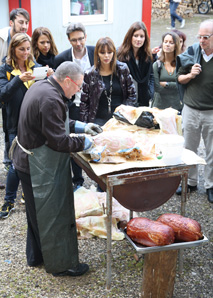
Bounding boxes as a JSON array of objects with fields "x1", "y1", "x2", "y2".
[{"x1": 141, "y1": 250, "x2": 178, "y2": 298}]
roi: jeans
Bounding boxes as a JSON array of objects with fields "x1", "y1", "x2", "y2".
[
  {"x1": 5, "y1": 133, "x2": 20, "y2": 203},
  {"x1": 170, "y1": 1, "x2": 182, "y2": 28}
]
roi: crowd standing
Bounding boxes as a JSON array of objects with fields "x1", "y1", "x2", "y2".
[{"x1": 0, "y1": 4, "x2": 213, "y2": 280}]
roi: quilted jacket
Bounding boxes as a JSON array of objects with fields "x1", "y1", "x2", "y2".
[{"x1": 80, "y1": 60, "x2": 136, "y2": 123}]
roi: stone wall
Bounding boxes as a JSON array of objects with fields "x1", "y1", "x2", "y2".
[{"x1": 151, "y1": 0, "x2": 200, "y2": 20}]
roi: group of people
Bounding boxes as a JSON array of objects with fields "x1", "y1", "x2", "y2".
[{"x1": 0, "y1": 6, "x2": 212, "y2": 278}]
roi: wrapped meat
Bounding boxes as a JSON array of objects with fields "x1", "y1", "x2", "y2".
[
  {"x1": 93, "y1": 131, "x2": 136, "y2": 152},
  {"x1": 157, "y1": 213, "x2": 203, "y2": 242},
  {"x1": 126, "y1": 217, "x2": 175, "y2": 247}
]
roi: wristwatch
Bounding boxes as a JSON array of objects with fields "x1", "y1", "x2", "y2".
[{"x1": 165, "y1": 82, "x2": 169, "y2": 88}]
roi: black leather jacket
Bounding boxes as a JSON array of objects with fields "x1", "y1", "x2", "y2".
[{"x1": 80, "y1": 61, "x2": 137, "y2": 123}]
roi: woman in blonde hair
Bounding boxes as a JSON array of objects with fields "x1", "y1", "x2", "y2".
[
  {"x1": 31, "y1": 27, "x2": 58, "y2": 68},
  {"x1": 152, "y1": 31, "x2": 182, "y2": 111},
  {"x1": 0, "y1": 33, "x2": 40, "y2": 218},
  {"x1": 80, "y1": 37, "x2": 136, "y2": 125}
]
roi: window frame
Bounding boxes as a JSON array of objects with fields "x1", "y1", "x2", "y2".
[{"x1": 62, "y1": 0, "x2": 113, "y2": 26}]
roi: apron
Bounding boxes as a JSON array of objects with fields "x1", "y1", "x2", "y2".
[{"x1": 19, "y1": 81, "x2": 80, "y2": 273}]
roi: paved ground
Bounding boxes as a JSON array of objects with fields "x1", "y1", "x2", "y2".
[{"x1": 150, "y1": 12, "x2": 213, "y2": 49}]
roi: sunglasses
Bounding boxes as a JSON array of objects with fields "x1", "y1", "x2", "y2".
[
  {"x1": 196, "y1": 34, "x2": 213, "y2": 40},
  {"x1": 66, "y1": 76, "x2": 82, "y2": 90}
]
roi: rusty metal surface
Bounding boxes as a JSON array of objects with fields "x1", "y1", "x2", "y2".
[
  {"x1": 72, "y1": 153, "x2": 188, "y2": 212},
  {"x1": 71, "y1": 153, "x2": 191, "y2": 290}
]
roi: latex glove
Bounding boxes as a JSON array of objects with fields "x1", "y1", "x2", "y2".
[
  {"x1": 84, "y1": 123, "x2": 103, "y2": 136},
  {"x1": 83, "y1": 136, "x2": 94, "y2": 152}
]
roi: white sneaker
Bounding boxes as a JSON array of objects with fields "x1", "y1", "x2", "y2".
[
  {"x1": 166, "y1": 26, "x2": 175, "y2": 30},
  {"x1": 180, "y1": 19, "x2": 185, "y2": 29}
]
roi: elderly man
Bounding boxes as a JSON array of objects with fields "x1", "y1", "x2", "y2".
[
  {"x1": 54, "y1": 22, "x2": 95, "y2": 191},
  {"x1": 13, "y1": 62, "x2": 102, "y2": 276},
  {"x1": 176, "y1": 19, "x2": 213, "y2": 203}
]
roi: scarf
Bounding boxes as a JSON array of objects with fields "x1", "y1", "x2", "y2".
[{"x1": 126, "y1": 50, "x2": 152, "y2": 106}]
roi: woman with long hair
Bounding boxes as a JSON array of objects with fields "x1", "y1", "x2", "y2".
[
  {"x1": 117, "y1": 21, "x2": 154, "y2": 107},
  {"x1": 80, "y1": 37, "x2": 136, "y2": 126},
  {"x1": 152, "y1": 31, "x2": 182, "y2": 111},
  {"x1": 0, "y1": 33, "x2": 40, "y2": 218},
  {"x1": 31, "y1": 27, "x2": 58, "y2": 68}
]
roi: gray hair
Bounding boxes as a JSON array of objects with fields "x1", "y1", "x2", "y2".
[
  {"x1": 66, "y1": 23, "x2": 86, "y2": 38},
  {"x1": 200, "y1": 19, "x2": 213, "y2": 32},
  {"x1": 54, "y1": 61, "x2": 84, "y2": 82}
]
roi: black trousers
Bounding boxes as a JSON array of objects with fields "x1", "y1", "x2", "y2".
[
  {"x1": 69, "y1": 103, "x2": 84, "y2": 186},
  {"x1": 17, "y1": 170, "x2": 43, "y2": 267}
]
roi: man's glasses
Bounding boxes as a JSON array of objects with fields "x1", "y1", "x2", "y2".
[
  {"x1": 196, "y1": 34, "x2": 213, "y2": 40},
  {"x1": 69, "y1": 36, "x2": 85, "y2": 43},
  {"x1": 66, "y1": 76, "x2": 82, "y2": 90}
]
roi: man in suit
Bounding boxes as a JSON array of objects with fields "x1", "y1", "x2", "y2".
[{"x1": 54, "y1": 23, "x2": 95, "y2": 191}]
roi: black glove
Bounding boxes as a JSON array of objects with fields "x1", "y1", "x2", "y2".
[{"x1": 84, "y1": 123, "x2": 103, "y2": 136}]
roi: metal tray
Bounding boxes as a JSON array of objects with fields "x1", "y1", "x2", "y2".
[{"x1": 122, "y1": 229, "x2": 209, "y2": 254}]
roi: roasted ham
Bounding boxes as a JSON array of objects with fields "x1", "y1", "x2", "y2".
[
  {"x1": 157, "y1": 213, "x2": 203, "y2": 242},
  {"x1": 126, "y1": 217, "x2": 175, "y2": 247}
]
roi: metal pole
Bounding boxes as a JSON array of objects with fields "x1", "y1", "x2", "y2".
[{"x1": 106, "y1": 178, "x2": 113, "y2": 290}]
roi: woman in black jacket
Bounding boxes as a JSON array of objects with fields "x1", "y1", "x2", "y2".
[
  {"x1": 0, "y1": 33, "x2": 40, "y2": 218},
  {"x1": 117, "y1": 21, "x2": 154, "y2": 107},
  {"x1": 80, "y1": 37, "x2": 136, "y2": 125},
  {"x1": 31, "y1": 27, "x2": 58, "y2": 69}
]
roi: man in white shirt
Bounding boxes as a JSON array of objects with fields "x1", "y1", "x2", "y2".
[{"x1": 54, "y1": 23, "x2": 95, "y2": 190}]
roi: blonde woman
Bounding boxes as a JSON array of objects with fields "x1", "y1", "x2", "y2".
[{"x1": 0, "y1": 33, "x2": 40, "y2": 218}]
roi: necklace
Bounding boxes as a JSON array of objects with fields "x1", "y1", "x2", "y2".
[
  {"x1": 164, "y1": 62, "x2": 175, "y2": 76},
  {"x1": 102, "y1": 74, "x2": 113, "y2": 114}
]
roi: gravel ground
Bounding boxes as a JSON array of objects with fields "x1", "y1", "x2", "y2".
[{"x1": 0, "y1": 120, "x2": 212, "y2": 298}]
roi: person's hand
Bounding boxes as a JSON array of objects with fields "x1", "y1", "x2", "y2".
[
  {"x1": 19, "y1": 71, "x2": 35, "y2": 82},
  {"x1": 46, "y1": 66, "x2": 54, "y2": 77},
  {"x1": 83, "y1": 136, "x2": 94, "y2": 152},
  {"x1": 84, "y1": 123, "x2": 103, "y2": 136},
  {"x1": 152, "y1": 46, "x2": 161, "y2": 54},
  {"x1": 190, "y1": 63, "x2": 202, "y2": 79}
]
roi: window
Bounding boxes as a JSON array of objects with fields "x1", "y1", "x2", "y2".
[{"x1": 63, "y1": 0, "x2": 113, "y2": 25}]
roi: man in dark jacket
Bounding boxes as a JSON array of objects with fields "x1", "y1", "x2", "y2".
[
  {"x1": 13, "y1": 61, "x2": 102, "y2": 276},
  {"x1": 54, "y1": 22, "x2": 95, "y2": 191}
]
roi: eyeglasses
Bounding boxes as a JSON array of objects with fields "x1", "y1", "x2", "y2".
[
  {"x1": 196, "y1": 34, "x2": 213, "y2": 40},
  {"x1": 69, "y1": 36, "x2": 85, "y2": 43},
  {"x1": 66, "y1": 76, "x2": 82, "y2": 90}
]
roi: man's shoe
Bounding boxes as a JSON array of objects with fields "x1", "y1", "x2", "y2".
[
  {"x1": 176, "y1": 184, "x2": 197, "y2": 196},
  {"x1": 0, "y1": 184, "x2": 5, "y2": 190},
  {"x1": 180, "y1": 19, "x2": 185, "y2": 29},
  {"x1": 0, "y1": 202, "x2": 15, "y2": 219},
  {"x1": 52, "y1": 263, "x2": 89, "y2": 277},
  {"x1": 206, "y1": 188, "x2": 213, "y2": 203}
]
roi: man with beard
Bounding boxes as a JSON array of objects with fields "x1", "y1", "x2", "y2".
[
  {"x1": 0, "y1": 8, "x2": 30, "y2": 65},
  {"x1": 54, "y1": 23, "x2": 95, "y2": 191},
  {"x1": 0, "y1": 8, "x2": 30, "y2": 172}
]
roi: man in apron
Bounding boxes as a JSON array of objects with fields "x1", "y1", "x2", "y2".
[{"x1": 12, "y1": 61, "x2": 102, "y2": 276}]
